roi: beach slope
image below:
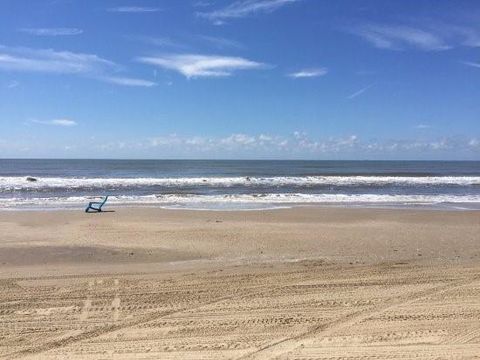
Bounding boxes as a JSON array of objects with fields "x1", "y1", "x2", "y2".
[{"x1": 0, "y1": 207, "x2": 479, "y2": 359}]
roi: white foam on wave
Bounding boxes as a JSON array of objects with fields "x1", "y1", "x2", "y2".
[
  {"x1": 1, "y1": 175, "x2": 480, "y2": 191},
  {"x1": 2, "y1": 193, "x2": 480, "y2": 210}
]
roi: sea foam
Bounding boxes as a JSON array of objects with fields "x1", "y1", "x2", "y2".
[
  {"x1": 1, "y1": 175, "x2": 480, "y2": 191},
  {"x1": 2, "y1": 193, "x2": 480, "y2": 210}
]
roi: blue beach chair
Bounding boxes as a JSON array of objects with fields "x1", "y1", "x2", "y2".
[{"x1": 85, "y1": 196, "x2": 109, "y2": 213}]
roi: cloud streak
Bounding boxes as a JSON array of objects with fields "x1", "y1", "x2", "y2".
[
  {"x1": 198, "y1": 0, "x2": 299, "y2": 22},
  {"x1": 19, "y1": 28, "x2": 83, "y2": 36},
  {"x1": 101, "y1": 76, "x2": 157, "y2": 87},
  {"x1": 462, "y1": 60, "x2": 480, "y2": 69},
  {"x1": 127, "y1": 35, "x2": 187, "y2": 49},
  {"x1": 138, "y1": 54, "x2": 265, "y2": 78},
  {"x1": 32, "y1": 119, "x2": 77, "y2": 127},
  {"x1": 108, "y1": 6, "x2": 160, "y2": 13},
  {"x1": 6, "y1": 80, "x2": 19, "y2": 88},
  {"x1": 350, "y1": 18, "x2": 480, "y2": 52},
  {"x1": 0, "y1": 45, "x2": 115, "y2": 74},
  {"x1": 0, "y1": 45, "x2": 155, "y2": 87},
  {"x1": 353, "y1": 24, "x2": 450, "y2": 51},
  {"x1": 196, "y1": 35, "x2": 245, "y2": 49},
  {"x1": 288, "y1": 68, "x2": 328, "y2": 78},
  {"x1": 347, "y1": 84, "x2": 373, "y2": 99},
  {"x1": 414, "y1": 124, "x2": 431, "y2": 129}
]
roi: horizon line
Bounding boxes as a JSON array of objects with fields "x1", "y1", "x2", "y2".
[{"x1": 1, "y1": 158, "x2": 479, "y2": 162}]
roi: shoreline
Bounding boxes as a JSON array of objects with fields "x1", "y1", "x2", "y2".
[{"x1": 2, "y1": 201, "x2": 480, "y2": 212}]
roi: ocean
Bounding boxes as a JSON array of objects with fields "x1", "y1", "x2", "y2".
[{"x1": 1, "y1": 159, "x2": 480, "y2": 210}]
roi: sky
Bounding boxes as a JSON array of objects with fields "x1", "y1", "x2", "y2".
[{"x1": 0, "y1": 0, "x2": 479, "y2": 160}]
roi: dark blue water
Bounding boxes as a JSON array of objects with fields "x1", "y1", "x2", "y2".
[
  {"x1": 2, "y1": 159, "x2": 480, "y2": 177},
  {"x1": 1, "y1": 159, "x2": 480, "y2": 210}
]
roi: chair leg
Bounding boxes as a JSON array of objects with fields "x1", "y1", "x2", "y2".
[{"x1": 85, "y1": 203, "x2": 104, "y2": 213}]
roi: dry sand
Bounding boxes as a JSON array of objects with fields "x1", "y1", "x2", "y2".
[{"x1": 0, "y1": 207, "x2": 479, "y2": 359}]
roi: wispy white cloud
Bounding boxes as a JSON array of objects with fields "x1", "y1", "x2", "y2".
[
  {"x1": 4, "y1": 131, "x2": 478, "y2": 158},
  {"x1": 101, "y1": 76, "x2": 157, "y2": 87},
  {"x1": 351, "y1": 20, "x2": 480, "y2": 51},
  {"x1": 147, "y1": 132, "x2": 361, "y2": 154},
  {"x1": 433, "y1": 22, "x2": 480, "y2": 48},
  {"x1": 127, "y1": 35, "x2": 186, "y2": 49},
  {"x1": 0, "y1": 45, "x2": 115, "y2": 74},
  {"x1": 347, "y1": 84, "x2": 373, "y2": 99},
  {"x1": 108, "y1": 6, "x2": 160, "y2": 13},
  {"x1": 461, "y1": 60, "x2": 480, "y2": 69},
  {"x1": 220, "y1": 133, "x2": 257, "y2": 146},
  {"x1": 288, "y1": 68, "x2": 328, "y2": 78},
  {"x1": 144, "y1": 132, "x2": 480, "y2": 157},
  {"x1": 6, "y1": 80, "x2": 19, "y2": 88},
  {"x1": 137, "y1": 54, "x2": 266, "y2": 78},
  {"x1": 196, "y1": 35, "x2": 244, "y2": 49},
  {"x1": 469, "y1": 138, "x2": 479, "y2": 148},
  {"x1": 0, "y1": 45, "x2": 154, "y2": 87},
  {"x1": 129, "y1": 34, "x2": 243, "y2": 51},
  {"x1": 148, "y1": 133, "x2": 284, "y2": 152},
  {"x1": 19, "y1": 28, "x2": 83, "y2": 36},
  {"x1": 354, "y1": 24, "x2": 450, "y2": 51},
  {"x1": 198, "y1": 0, "x2": 299, "y2": 22},
  {"x1": 414, "y1": 124, "x2": 431, "y2": 129},
  {"x1": 460, "y1": 28, "x2": 480, "y2": 47},
  {"x1": 193, "y1": 1, "x2": 213, "y2": 8},
  {"x1": 32, "y1": 118, "x2": 77, "y2": 127}
]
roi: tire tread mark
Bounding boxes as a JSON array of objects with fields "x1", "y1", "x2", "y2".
[
  {"x1": 3, "y1": 280, "x2": 286, "y2": 359},
  {"x1": 235, "y1": 277, "x2": 477, "y2": 360}
]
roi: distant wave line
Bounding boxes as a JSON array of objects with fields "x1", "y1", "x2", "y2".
[{"x1": 1, "y1": 175, "x2": 480, "y2": 191}]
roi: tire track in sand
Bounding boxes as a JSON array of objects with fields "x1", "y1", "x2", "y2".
[
  {"x1": 3, "y1": 276, "x2": 291, "y2": 359},
  {"x1": 235, "y1": 277, "x2": 477, "y2": 360}
]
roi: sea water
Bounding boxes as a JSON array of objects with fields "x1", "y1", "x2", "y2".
[{"x1": 1, "y1": 159, "x2": 480, "y2": 210}]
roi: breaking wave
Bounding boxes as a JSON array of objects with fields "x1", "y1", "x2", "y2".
[
  {"x1": 2, "y1": 193, "x2": 480, "y2": 210},
  {"x1": 2, "y1": 175, "x2": 480, "y2": 192}
]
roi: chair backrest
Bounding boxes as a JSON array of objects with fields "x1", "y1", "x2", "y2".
[{"x1": 100, "y1": 196, "x2": 109, "y2": 206}]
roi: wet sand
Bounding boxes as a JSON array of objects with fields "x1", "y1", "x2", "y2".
[{"x1": 0, "y1": 207, "x2": 479, "y2": 359}]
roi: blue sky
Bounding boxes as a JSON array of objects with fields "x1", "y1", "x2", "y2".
[{"x1": 0, "y1": 0, "x2": 479, "y2": 159}]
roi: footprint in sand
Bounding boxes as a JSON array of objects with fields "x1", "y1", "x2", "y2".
[
  {"x1": 112, "y1": 278, "x2": 121, "y2": 322},
  {"x1": 79, "y1": 280, "x2": 94, "y2": 321}
]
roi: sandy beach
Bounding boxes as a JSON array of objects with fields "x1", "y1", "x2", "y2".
[{"x1": 1, "y1": 207, "x2": 479, "y2": 359}]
